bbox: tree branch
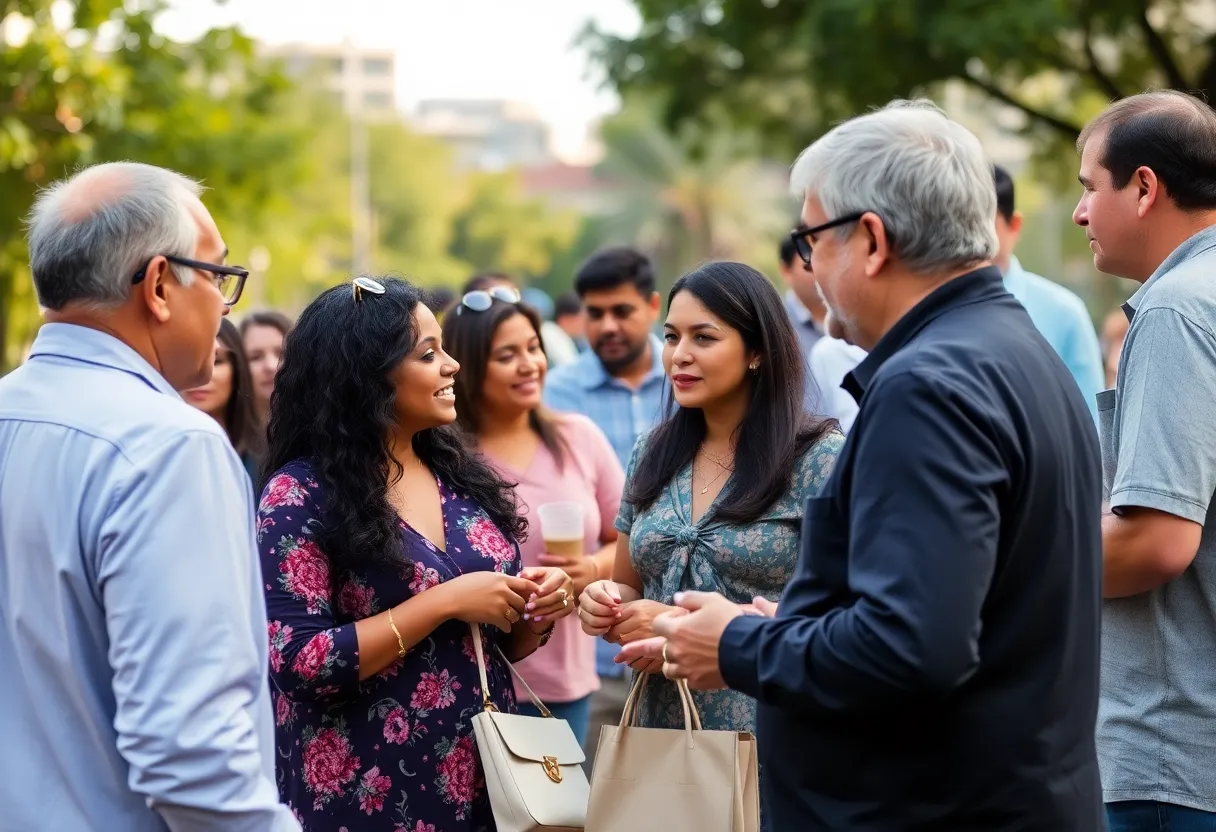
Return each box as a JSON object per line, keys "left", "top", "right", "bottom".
{"left": 1136, "top": 1, "right": 1190, "bottom": 90}
{"left": 962, "top": 73, "right": 1082, "bottom": 139}
{"left": 1079, "top": 11, "right": 1127, "bottom": 99}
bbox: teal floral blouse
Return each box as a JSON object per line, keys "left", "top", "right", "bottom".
{"left": 615, "top": 430, "right": 845, "bottom": 733}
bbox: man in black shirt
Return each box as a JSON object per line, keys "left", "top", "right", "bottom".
{"left": 620, "top": 100, "right": 1104, "bottom": 830}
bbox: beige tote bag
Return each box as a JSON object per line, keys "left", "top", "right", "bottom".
{"left": 468, "top": 623, "right": 589, "bottom": 832}
{"left": 585, "top": 672, "right": 759, "bottom": 832}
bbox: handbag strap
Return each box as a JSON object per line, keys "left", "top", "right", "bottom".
{"left": 468, "top": 622, "right": 553, "bottom": 717}
{"left": 615, "top": 671, "right": 701, "bottom": 748}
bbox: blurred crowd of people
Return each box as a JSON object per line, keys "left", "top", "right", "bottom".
{"left": 3, "top": 89, "right": 1216, "bottom": 832}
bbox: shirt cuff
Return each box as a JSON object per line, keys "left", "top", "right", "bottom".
{"left": 1110, "top": 487, "right": 1209, "bottom": 525}
{"left": 719, "top": 614, "right": 768, "bottom": 698}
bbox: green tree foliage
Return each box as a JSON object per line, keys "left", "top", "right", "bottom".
{"left": 585, "top": 0, "right": 1215, "bottom": 154}
{"left": 594, "top": 97, "right": 791, "bottom": 288}
{"left": 0, "top": 0, "right": 306, "bottom": 367}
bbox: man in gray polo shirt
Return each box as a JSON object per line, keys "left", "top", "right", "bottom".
{"left": 1075, "top": 91, "right": 1216, "bottom": 831}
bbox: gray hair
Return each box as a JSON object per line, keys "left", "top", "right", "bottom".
{"left": 25, "top": 162, "right": 204, "bottom": 310}
{"left": 790, "top": 99, "right": 998, "bottom": 274}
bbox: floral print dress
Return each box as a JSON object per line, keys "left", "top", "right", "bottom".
{"left": 616, "top": 431, "right": 844, "bottom": 733}
{"left": 259, "top": 459, "right": 521, "bottom": 832}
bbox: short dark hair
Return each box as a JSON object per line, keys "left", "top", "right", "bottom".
{"left": 423, "top": 286, "right": 456, "bottom": 313}
{"left": 573, "top": 247, "right": 655, "bottom": 297}
{"left": 1078, "top": 91, "right": 1216, "bottom": 210}
{"left": 993, "top": 165, "right": 1015, "bottom": 222}
{"left": 462, "top": 272, "right": 517, "bottom": 294}
{"left": 778, "top": 236, "right": 797, "bottom": 267}
{"left": 554, "top": 291, "right": 582, "bottom": 319}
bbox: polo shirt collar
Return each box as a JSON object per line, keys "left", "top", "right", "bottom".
{"left": 1123, "top": 224, "right": 1216, "bottom": 321}
{"left": 578, "top": 333, "right": 666, "bottom": 390}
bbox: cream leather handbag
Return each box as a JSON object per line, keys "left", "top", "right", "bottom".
{"left": 468, "top": 623, "right": 589, "bottom": 832}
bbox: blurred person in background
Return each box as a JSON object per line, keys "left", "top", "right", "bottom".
{"left": 465, "top": 272, "right": 579, "bottom": 368}
{"left": 577, "top": 262, "right": 842, "bottom": 784}
{"left": 778, "top": 233, "right": 827, "bottom": 412}
{"left": 543, "top": 245, "right": 668, "bottom": 757}
{"left": 554, "top": 290, "right": 589, "bottom": 353}
{"left": 1101, "top": 307, "right": 1131, "bottom": 389}
{"left": 184, "top": 317, "right": 263, "bottom": 486}
{"left": 241, "top": 309, "right": 293, "bottom": 435}
{"left": 424, "top": 285, "right": 457, "bottom": 316}
{"left": 0, "top": 161, "right": 296, "bottom": 830}
{"left": 994, "top": 165, "right": 1104, "bottom": 418}
{"left": 259, "top": 275, "right": 573, "bottom": 831}
{"left": 443, "top": 285, "right": 624, "bottom": 745}
{"left": 1075, "top": 90, "right": 1216, "bottom": 832}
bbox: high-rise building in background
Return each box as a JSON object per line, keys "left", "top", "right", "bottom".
{"left": 263, "top": 41, "right": 397, "bottom": 119}
{"left": 413, "top": 99, "right": 553, "bottom": 170}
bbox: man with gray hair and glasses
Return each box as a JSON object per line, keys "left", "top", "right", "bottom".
{"left": 0, "top": 162, "right": 299, "bottom": 831}
{"left": 620, "top": 100, "right": 1104, "bottom": 829}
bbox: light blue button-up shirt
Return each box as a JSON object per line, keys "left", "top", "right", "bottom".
{"left": 0, "top": 323, "right": 297, "bottom": 831}
{"left": 1003, "top": 256, "right": 1105, "bottom": 419}
{"left": 544, "top": 333, "right": 668, "bottom": 677}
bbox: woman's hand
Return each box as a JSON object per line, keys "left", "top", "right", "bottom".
{"left": 605, "top": 599, "right": 685, "bottom": 645}
{"left": 578, "top": 579, "right": 622, "bottom": 636}
{"left": 518, "top": 566, "right": 575, "bottom": 631}
{"left": 537, "top": 551, "right": 600, "bottom": 597}
{"left": 441, "top": 571, "right": 540, "bottom": 633}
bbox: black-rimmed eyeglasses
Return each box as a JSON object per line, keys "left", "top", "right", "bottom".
{"left": 456, "top": 286, "right": 521, "bottom": 315}
{"left": 131, "top": 255, "right": 249, "bottom": 307}
{"left": 788, "top": 212, "right": 867, "bottom": 266}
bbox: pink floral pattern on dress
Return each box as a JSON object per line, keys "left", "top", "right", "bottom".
{"left": 259, "top": 460, "right": 519, "bottom": 831}
{"left": 460, "top": 515, "right": 515, "bottom": 569}
{"left": 357, "top": 765, "right": 392, "bottom": 815}
{"left": 410, "top": 669, "right": 461, "bottom": 714}
{"left": 277, "top": 536, "right": 330, "bottom": 614}
{"left": 268, "top": 620, "right": 293, "bottom": 673}
{"left": 301, "top": 719, "right": 361, "bottom": 810}
{"left": 408, "top": 562, "right": 441, "bottom": 594}
{"left": 338, "top": 577, "right": 377, "bottom": 618}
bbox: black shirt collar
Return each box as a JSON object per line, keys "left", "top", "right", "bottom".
{"left": 843, "top": 265, "right": 1006, "bottom": 402}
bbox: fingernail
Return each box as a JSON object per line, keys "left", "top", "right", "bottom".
{"left": 523, "top": 614, "right": 531, "bottom": 621}
{"left": 526, "top": 603, "right": 536, "bottom": 611}
{"left": 535, "top": 616, "right": 545, "bottom": 622}
{"left": 529, "top": 594, "right": 537, "bottom": 601}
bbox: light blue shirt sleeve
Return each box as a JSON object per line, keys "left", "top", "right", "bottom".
{"left": 542, "top": 370, "right": 579, "bottom": 414}
{"left": 1058, "top": 301, "right": 1105, "bottom": 419}
{"left": 98, "top": 432, "right": 298, "bottom": 832}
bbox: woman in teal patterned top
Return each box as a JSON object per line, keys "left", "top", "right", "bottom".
{"left": 578, "top": 261, "right": 844, "bottom": 736}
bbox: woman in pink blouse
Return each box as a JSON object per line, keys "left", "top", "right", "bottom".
{"left": 443, "top": 285, "right": 624, "bottom": 743}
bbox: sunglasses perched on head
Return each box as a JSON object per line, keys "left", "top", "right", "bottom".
{"left": 456, "top": 286, "right": 521, "bottom": 315}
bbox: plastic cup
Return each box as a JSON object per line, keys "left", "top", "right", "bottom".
{"left": 537, "top": 501, "right": 585, "bottom": 556}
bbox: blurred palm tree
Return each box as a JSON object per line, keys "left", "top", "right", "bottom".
{"left": 596, "top": 98, "right": 792, "bottom": 289}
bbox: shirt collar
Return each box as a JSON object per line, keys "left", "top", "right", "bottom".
{"left": 784, "top": 289, "right": 824, "bottom": 334}
{"left": 26, "top": 322, "right": 181, "bottom": 399}
{"left": 1123, "top": 224, "right": 1216, "bottom": 321}
{"left": 843, "top": 265, "right": 1006, "bottom": 401}
{"left": 578, "top": 333, "right": 666, "bottom": 390}
{"left": 1002, "top": 255, "right": 1027, "bottom": 287}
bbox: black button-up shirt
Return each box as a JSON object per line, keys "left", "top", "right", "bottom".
{"left": 720, "top": 266, "right": 1104, "bottom": 830}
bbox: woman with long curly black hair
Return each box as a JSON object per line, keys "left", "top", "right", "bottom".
{"left": 258, "top": 276, "right": 574, "bottom": 832}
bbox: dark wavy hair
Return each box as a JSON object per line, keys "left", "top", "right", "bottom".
{"left": 264, "top": 276, "right": 527, "bottom": 587}
{"left": 215, "top": 318, "right": 261, "bottom": 458}
{"left": 627, "top": 261, "right": 838, "bottom": 525}
{"left": 442, "top": 298, "right": 569, "bottom": 468}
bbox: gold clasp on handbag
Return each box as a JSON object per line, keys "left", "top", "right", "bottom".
{"left": 541, "top": 756, "right": 562, "bottom": 784}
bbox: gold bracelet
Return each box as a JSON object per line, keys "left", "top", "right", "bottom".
{"left": 387, "top": 608, "right": 407, "bottom": 658}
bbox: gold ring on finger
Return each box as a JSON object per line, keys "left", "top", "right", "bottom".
{"left": 562, "top": 597, "right": 569, "bottom": 608}
{"left": 662, "top": 642, "right": 670, "bottom": 663}
{"left": 558, "top": 588, "right": 568, "bottom": 600}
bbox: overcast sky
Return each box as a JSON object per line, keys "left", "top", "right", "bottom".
{"left": 158, "top": 0, "right": 642, "bottom": 162}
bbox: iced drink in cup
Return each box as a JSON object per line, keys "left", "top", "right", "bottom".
{"left": 537, "top": 501, "right": 585, "bottom": 557}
